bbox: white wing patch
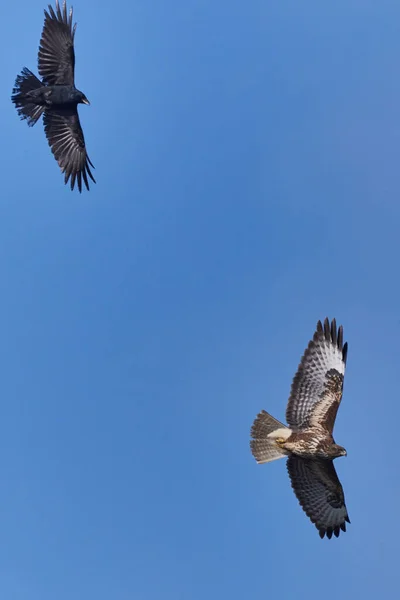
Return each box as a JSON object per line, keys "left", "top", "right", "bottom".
{"left": 286, "top": 318, "right": 347, "bottom": 431}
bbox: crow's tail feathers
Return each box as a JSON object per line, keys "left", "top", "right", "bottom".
{"left": 12, "top": 68, "right": 45, "bottom": 126}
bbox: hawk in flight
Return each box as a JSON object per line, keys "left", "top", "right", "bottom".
{"left": 250, "top": 318, "right": 350, "bottom": 539}
{"left": 11, "top": 1, "right": 95, "bottom": 192}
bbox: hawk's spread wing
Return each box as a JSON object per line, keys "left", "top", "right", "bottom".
{"left": 287, "top": 456, "right": 350, "bottom": 539}
{"left": 286, "top": 318, "right": 347, "bottom": 433}
{"left": 38, "top": 0, "right": 76, "bottom": 86}
{"left": 43, "top": 108, "right": 95, "bottom": 192}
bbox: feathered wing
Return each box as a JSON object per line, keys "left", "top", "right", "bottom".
{"left": 287, "top": 456, "right": 350, "bottom": 539}
{"left": 38, "top": 0, "right": 76, "bottom": 85}
{"left": 43, "top": 108, "right": 95, "bottom": 192}
{"left": 286, "top": 318, "right": 348, "bottom": 433}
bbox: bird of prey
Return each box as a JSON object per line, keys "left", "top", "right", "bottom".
{"left": 11, "top": 0, "right": 95, "bottom": 192}
{"left": 250, "top": 318, "right": 350, "bottom": 539}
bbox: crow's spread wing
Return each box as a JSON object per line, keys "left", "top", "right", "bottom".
{"left": 43, "top": 108, "right": 95, "bottom": 192}
{"left": 287, "top": 456, "right": 350, "bottom": 539}
{"left": 286, "top": 318, "right": 348, "bottom": 433}
{"left": 38, "top": 0, "right": 76, "bottom": 85}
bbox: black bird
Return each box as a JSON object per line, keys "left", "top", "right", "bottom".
{"left": 12, "top": 0, "right": 95, "bottom": 192}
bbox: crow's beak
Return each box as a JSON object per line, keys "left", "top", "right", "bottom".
{"left": 82, "top": 98, "right": 90, "bottom": 105}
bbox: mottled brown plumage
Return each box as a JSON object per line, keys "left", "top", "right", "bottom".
{"left": 250, "top": 318, "right": 350, "bottom": 539}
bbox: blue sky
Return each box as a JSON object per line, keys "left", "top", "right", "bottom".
{"left": 2, "top": 0, "right": 400, "bottom": 597}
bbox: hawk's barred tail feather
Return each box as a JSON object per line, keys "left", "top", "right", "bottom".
{"left": 250, "top": 410, "right": 292, "bottom": 464}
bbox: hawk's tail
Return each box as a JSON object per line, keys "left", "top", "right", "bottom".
{"left": 12, "top": 67, "right": 45, "bottom": 127}
{"left": 250, "top": 410, "right": 292, "bottom": 464}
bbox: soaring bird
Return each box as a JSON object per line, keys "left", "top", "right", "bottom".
{"left": 11, "top": 1, "right": 95, "bottom": 192}
{"left": 250, "top": 318, "right": 350, "bottom": 539}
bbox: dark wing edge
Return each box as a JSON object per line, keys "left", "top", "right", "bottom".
{"left": 287, "top": 456, "right": 350, "bottom": 539}
{"left": 321, "top": 317, "right": 348, "bottom": 367}
{"left": 38, "top": 0, "right": 77, "bottom": 85}
{"left": 286, "top": 318, "right": 348, "bottom": 431}
{"left": 43, "top": 108, "right": 96, "bottom": 192}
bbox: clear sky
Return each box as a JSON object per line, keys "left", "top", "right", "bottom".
{"left": 2, "top": 0, "right": 400, "bottom": 598}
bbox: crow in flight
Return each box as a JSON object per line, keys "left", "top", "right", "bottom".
{"left": 12, "top": 0, "right": 95, "bottom": 192}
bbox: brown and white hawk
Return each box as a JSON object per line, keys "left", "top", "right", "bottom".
{"left": 250, "top": 318, "right": 350, "bottom": 539}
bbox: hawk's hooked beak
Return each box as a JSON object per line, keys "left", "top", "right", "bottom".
{"left": 82, "top": 98, "right": 90, "bottom": 105}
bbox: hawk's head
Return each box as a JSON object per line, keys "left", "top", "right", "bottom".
{"left": 329, "top": 444, "right": 347, "bottom": 459}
